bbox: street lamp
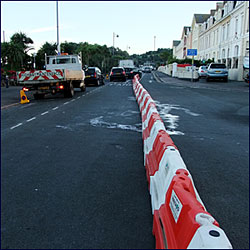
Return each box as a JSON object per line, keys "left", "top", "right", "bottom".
{"left": 113, "top": 32, "right": 119, "bottom": 55}
{"left": 56, "top": 0, "right": 60, "bottom": 54}
{"left": 154, "top": 36, "right": 156, "bottom": 51}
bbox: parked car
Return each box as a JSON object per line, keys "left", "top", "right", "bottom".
{"left": 124, "top": 67, "right": 134, "bottom": 79}
{"left": 84, "top": 67, "right": 104, "bottom": 86}
{"left": 198, "top": 66, "right": 208, "bottom": 78}
{"left": 130, "top": 68, "right": 142, "bottom": 79}
{"left": 143, "top": 66, "right": 152, "bottom": 73}
{"left": 110, "top": 67, "right": 126, "bottom": 82}
{"left": 206, "top": 63, "right": 228, "bottom": 82}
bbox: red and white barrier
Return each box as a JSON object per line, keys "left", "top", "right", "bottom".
{"left": 132, "top": 74, "right": 232, "bottom": 249}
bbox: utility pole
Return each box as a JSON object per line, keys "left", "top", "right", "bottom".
{"left": 113, "top": 32, "right": 119, "bottom": 56}
{"left": 56, "top": 1, "right": 60, "bottom": 54}
{"left": 3, "top": 31, "right": 5, "bottom": 42}
{"left": 154, "top": 36, "right": 156, "bottom": 51}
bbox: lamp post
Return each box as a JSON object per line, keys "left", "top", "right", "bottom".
{"left": 113, "top": 32, "right": 119, "bottom": 56}
{"left": 154, "top": 36, "right": 156, "bottom": 51}
{"left": 56, "top": 0, "right": 60, "bottom": 54}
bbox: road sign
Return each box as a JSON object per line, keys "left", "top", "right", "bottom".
{"left": 187, "top": 49, "right": 197, "bottom": 56}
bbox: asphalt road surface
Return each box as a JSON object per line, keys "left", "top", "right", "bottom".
{"left": 1, "top": 73, "right": 249, "bottom": 249}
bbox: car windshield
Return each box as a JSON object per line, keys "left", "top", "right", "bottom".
{"left": 124, "top": 68, "right": 133, "bottom": 72}
{"left": 210, "top": 64, "right": 226, "bottom": 69}
{"left": 112, "top": 68, "right": 123, "bottom": 73}
{"left": 200, "top": 66, "right": 207, "bottom": 69}
{"left": 85, "top": 69, "right": 95, "bottom": 75}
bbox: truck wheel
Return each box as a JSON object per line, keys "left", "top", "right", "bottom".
{"left": 64, "top": 81, "right": 74, "bottom": 98}
{"left": 34, "top": 93, "right": 45, "bottom": 99}
{"left": 80, "top": 81, "right": 86, "bottom": 92}
{"left": 80, "top": 85, "right": 86, "bottom": 92}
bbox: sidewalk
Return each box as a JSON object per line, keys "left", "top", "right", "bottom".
{"left": 153, "top": 71, "right": 249, "bottom": 92}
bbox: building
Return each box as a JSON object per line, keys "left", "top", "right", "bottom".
{"left": 172, "top": 1, "right": 249, "bottom": 81}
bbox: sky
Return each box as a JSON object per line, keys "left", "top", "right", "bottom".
{"left": 1, "top": 1, "right": 218, "bottom": 55}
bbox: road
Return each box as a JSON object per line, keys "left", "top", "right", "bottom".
{"left": 1, "top": 73, "right": 249, "bottom": 249}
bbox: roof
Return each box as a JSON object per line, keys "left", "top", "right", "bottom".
{"left": 183, "top": 26, "right": 191, "bottom": 35}
{"left": 173, "top": 40, "right": 181, "bottom": 47}
{"left": 194, "top": 14, "right": 211, "bottom": 23}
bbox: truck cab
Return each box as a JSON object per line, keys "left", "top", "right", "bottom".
{"left": 46, "top": 54, "right": 83, "bottom": 71}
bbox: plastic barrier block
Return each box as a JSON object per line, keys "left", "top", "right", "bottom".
{"left": 142, "top": 102, "right": 157, "bottom": 122}
{"left": 140, "top": 96, "right": 151, "bottom": 114}
{"left": 142, "top": 113, "right": 163, "bottom": 140}
{"left": 153, "top": 169, "right": 232, "bottom": 249}
{"left": 142, "top": 106, "right": 161, "bottom": 130}
{"left": 150, "top": 147, "right": 187, "bottom": 213}
{"left": 139, "top": 94, "right": 150, "bottom": 112}
{"left": 138, "top": 90, "right": 147, "bottom": 106}
{"left": 136, "top": 88, "right": 144, "bottom": 103}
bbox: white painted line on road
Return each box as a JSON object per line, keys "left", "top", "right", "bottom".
{"left": 71, "top": 99, "right": 76, "bottom": 102}
{"left": 77, "top": 96, "right": 81, "bottom": 99}
{"left": 52, "top": 107, "right": 59, "bottom": 110}
{"left": 10, "top": 123, "right": 23, "bottom": 130}
{"left": 41, "top": 111, "right": 49, "bottom": 116}
{"left": 26, "top": 117, "right": 36, "bottom": 122}
{"left": 63, "top": 101, "right": 69, "bottom": 105}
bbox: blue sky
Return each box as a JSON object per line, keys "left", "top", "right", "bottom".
{"left": 1, "top": 1, "right": 217, "bottom": 55}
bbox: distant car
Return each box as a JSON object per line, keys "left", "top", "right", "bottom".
{"left": 124, "top": 67, "right": 134, "bottom": 79}
{"left": 198, "top": 66, "right": 208, "bottom": 78}
{"left": 84, "top": 67, "right": 104, "bottom": 86}
{"left": 143, "top": 66, "right": 152, "bottom": 73}
{"left": 110, "top": 67, "right": 126, "bottom": 82}
{"left": 206, "top": 63, "right": 228, "bottom": 82}
{"left": 130, "top": 68, "right": 142, "bottom": 79}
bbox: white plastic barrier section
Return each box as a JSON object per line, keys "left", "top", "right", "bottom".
{"left": 132, "top": 75, "right": 232, "bottom": 249}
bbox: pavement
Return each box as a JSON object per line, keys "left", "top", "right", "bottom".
{"left": 153, "top": 71, "right": 249, "bottom": 92}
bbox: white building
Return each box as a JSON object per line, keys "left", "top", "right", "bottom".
{"left": 172, "top": 1, "right": 249, "bottom": 81}
{"left": 199, "top": 1, "right": 249, "bottom": 81}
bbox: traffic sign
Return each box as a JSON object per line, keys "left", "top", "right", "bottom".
{"left": 187, "top": 49, "right": 197, "bottom": 56}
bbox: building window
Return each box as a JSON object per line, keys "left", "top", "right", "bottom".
{"left": 227, "top": 22, "right": 230, "bottom": 39}
{"left": 235, "top": 18, "right": 238, "bottom": 35}
{"left": 223, "top": 25, "right": 226, "bottom": 41}
{"left": 233, "top": 45, "right": 239, "bottom": 68}
{"left": 241, "top": 14, "right": 244, "bottom": 35}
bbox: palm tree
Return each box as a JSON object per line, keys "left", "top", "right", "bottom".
{"left": 9, "top": 32, "right": 34, "bottom": 69}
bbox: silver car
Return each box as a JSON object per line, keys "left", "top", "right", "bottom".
{"left": 198, "top": 66, "right": 208, "bottom": 78}
{"left": 206, "top": 63, "right": 228, "bottom": 82}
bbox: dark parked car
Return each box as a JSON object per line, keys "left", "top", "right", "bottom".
{"left": 130, "top": 68, "right": 142, "bottom": 79}
{"left": 124, "top": 67, "right": 134, "bottom": 79}
{"left": 110, "top": 67, "right": 126, "bottom": 82}
{"left": 84, "top": 67, "right": 104, "bottom": 86}
{"left": 206, "top": 63, "right": 228, "bottom": 82}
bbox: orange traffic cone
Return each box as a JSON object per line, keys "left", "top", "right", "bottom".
{"left": 20, "top": 90, "right": 30, "bottom": 104}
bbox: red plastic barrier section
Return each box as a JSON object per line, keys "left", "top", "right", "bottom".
{"left": 132, "top": 75, "right": 232, "bottom": 249}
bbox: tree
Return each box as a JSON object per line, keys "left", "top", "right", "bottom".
{"left": 35, "top": 42, "right": 57, "bottom": 69}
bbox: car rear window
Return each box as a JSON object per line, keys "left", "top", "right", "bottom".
{"left": 210, "top": 64, "right": 226, "bottom": 69}
{"left": 201, "top": 66, "right": 207, "bottom": 69}
{"left": 86, "top": 69, "right": 95, "bottom": 75}
{"left": 124, "top": 68, "right": 133, "bottom": 72}
{"left": 112, "top": 68, "right": 123, "bottom": 73}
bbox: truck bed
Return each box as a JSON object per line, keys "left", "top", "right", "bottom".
{"left": 17, "top": 69, "right": 84, "bottom": 84}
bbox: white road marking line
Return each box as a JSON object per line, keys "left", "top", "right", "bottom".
{"left": 63, "top": 101, "right": 69, "bottom": 105}
{"left": 41, "top": 111, "right": 49, "bottom": 116}
{"left": 52, "top": 107, "right": 59, "bottom": 110}
{"left": 77, "top": 97, "right": 81, "bottom": 99}
{"left": 71, "top": 99, "right": 76, "bottom": 102}
{"left": 10, "top": 123, "right": 23, "bottom": 130}
{"left": 27, "top": 117, "right": 36, "bottom": 122}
